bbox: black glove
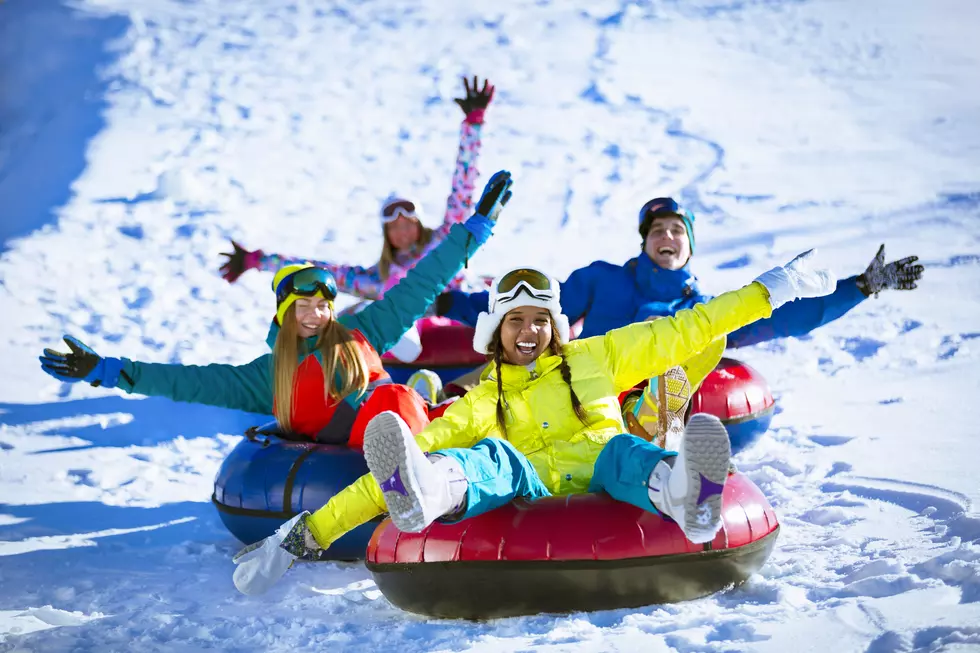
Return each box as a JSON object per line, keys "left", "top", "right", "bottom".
{"left": 434, "top": 292, "right": 454, "bottom": 317}
{"left": 474, "top": 170, "right": 513, "bottom": 222}
{"left": 454, "top": 76, "right": 494, "bottom": 124}
{"left": 856, "top": 244, "right": 924, "bottom": 298}
{"left": 219, "top": 240, "right": 263, "bottom": 283}
{"left": 39, "top": 336, "right": 130, "bottom": 388}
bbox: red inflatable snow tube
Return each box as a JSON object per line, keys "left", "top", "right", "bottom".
{"left": 382, "top": 317, "right": 485, "bottom": 385}
{"left": 691, "top": 357, "right": 775, "bottom": 452}
{"left": 365, "top": 472, "right": 779, "bottom": 619}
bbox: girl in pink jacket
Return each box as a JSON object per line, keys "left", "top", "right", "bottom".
{"left": 219, "top": 76, "right": 494, "bottom": 301}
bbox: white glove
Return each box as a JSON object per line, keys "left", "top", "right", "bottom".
{"left": 754, "top": 249, "right": 836, "bottom": 310}
{"left": 232, "top": 512, "right": 308, "bottom": 596}
{"left": 387, "top": 323, "right": 423, "bottom": 363}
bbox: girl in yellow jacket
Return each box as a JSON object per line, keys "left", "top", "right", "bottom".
{"left": 233, "top": 253, "right": 836, "bottom": 595}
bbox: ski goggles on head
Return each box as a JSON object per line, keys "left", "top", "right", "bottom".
{"left": 494, "top": 268, "right": 555, "bottom": 306}
{"left": 275, "top": 267, "right": 338, "bottom": 306}
{"left": 381, "top": 199, "right": 418, "bottom": 224}
{"left": 638, "top": 197, "right": 696, "bottom": 245}
{"left": 638, "top": 197, "right": 691, "bottom": 226}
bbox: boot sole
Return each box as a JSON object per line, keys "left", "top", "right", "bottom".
{"left": 363, "top": 412, "right": 429, "bottom": 533}
{"left": 676, "top": 413, "right": 731, "bottom": 543}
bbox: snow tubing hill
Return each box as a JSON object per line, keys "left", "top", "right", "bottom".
{"left": 211, "top": 424, "right": 379, "bottom": 560}
{"left": 366, "top": 472, "right": 779, "bottom": 618}
{"left": 691, "top": 357, "right": 775, "bottom": 452}
{"left": 382, "top": 316, "right": 485, "bottom": 385}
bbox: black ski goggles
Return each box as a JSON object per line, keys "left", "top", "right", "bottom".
{"left": 275, "top": 267, "right": 338, "bottom": 306}
{"left": 494, "top": 268, "right": 555, "bottom": 305}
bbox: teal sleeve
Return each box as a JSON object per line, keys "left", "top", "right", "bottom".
{"left": 118, "top": 354, "right": 275, "bottom": 415}
{"left": 342, "top": 222, "right": 485, "bottom": 354}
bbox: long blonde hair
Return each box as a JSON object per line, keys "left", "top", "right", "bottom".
{"left": 378, "top": 219, "right": 434, "bottom": 282}
{"left": 487, "top": 316, "right": 589, "bottom": 437}
{"left": 272, "top": 304, "right": 370, "bottom": 431}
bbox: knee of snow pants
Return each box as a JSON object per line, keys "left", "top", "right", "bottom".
{"left": 438, "top": 437, "right": 551, "bottom": 522}
{"left": 348, "top": 384, "right": 430, "bottom": 448}
{"left": 588, "top": 433, "right": 675, "bottom": 514}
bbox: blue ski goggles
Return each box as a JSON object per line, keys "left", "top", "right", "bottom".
{"left": 275, "top": 267, "right": 338, "bottom": 306}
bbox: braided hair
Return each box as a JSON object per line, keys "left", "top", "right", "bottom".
{"left": 487, "top": 315, "right": 589, "bottom": 437}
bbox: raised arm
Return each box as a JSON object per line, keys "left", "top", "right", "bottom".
{"left": 434, "top": 76, "right": 494, "bottom": 236}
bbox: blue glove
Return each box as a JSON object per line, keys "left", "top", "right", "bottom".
{"left": 464, "top": 170, "right": 513, "bottom": 242}
{"left": 39, "top": 335, "right": 129, "bottom": 388}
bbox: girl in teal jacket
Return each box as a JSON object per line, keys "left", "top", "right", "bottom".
{"left": 39, "top": 172, "right": 514, "bottom": 447}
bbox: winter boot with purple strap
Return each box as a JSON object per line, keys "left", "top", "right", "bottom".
{"left": 364, "top": 411, "right": 468, "bottom": 532}
{"left": 646, "top": 413, "right": 732, "bottom": 544}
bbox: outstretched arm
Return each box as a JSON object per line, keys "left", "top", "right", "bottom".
{"left": 584, "top": 282, "right": 774, "bottom": 392}
{"left": 118, "top": 355, "right": 275, "bottom": 415}
{"left": 579, "top": 250, "right": 836, "bottom": 391}
{"left": 40, "top": 335, "right": 275, "bottom": 415}
{"left": 729, "top": 244, "right": 923, "bottom": 348}
{"left": 219, "top": 240, "right": 386, "bottom": 300}
{"left": 727, "top": 276, "right": 865, "bottom": 348}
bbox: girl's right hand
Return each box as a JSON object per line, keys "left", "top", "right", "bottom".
{"left": 219, "top": 240, "right": 263, "bottom": 283}
{"left": 454, "top": 75, "right": 494, "bottom": 124}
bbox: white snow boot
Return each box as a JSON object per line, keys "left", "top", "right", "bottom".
{"left": 364, "top": 411, "right": 467, "bottom": 532}
{"left": 647, "top": 413, "right": 731, "bottom": 544}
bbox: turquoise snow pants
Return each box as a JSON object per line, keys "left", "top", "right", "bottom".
{"left": 438, "top": 434, "right": 676, "bottom": 521}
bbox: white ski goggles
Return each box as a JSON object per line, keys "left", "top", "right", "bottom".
{"left": 381, "top": 199, "right": 419, "bottom": 224}
{"left": 493, "top": 268, "right": 555, "bottom": 308}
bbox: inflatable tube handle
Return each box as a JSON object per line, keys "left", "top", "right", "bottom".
{"left": 244, "top": 425, "right": 272, "bottom": 448}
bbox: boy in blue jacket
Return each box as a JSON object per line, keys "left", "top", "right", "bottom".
{"left": 439, "top": 197, "right": 923, "bottom": 346}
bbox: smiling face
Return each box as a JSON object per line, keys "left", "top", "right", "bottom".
{"left": 385, "top": 216, "right": 422, "bottom": 251}
{"left": 500, "top": 306, "right": 553, "bottom": 365}
{"left": 643, "top": 216, "right": 692, "bottom": 270}
{"left": 293, "top": 295, "right": 332, "bottom": 338}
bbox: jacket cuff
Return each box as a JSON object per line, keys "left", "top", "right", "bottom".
{"left": 462, "top": 214, "right": 494, "bottom": 245}
{"left": 464, "top": 109, "right": 486, "bottom": 124}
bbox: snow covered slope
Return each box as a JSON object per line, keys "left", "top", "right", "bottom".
{"left": 1, "top": 0, "right": 979, "bottom": 650}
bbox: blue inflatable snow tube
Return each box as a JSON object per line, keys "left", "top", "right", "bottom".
{"left": 211, "top": 423, "right": 379, "bottom": 560}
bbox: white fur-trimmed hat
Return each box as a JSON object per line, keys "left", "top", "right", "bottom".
{"left": 473, "top": 267, "right": 569, "bottom": 354}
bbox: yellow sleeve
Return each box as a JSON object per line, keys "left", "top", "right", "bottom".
{"left": 581, "top": 282, "right": 772, "bottom": 392}
{"left": 414, "top": 391, "right": 484, "bottom": 453}
{"left": 305, "top": 392, "right": 485, "bottom": 549}
{"left": 306, "top": 472, "right": 386, "bottom": 548}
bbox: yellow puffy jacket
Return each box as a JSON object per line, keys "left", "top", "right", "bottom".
{"left": 307, "top": 282, "right": 772, "bottom": 547}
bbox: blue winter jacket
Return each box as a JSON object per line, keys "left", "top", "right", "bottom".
{"left": 441, "top": 251, "right": 868, "bottom": 347}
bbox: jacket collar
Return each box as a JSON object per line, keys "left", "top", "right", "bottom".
{"left": 481, "top": 352, "right": 564, "bottom": 388}
{"left": 633, "top": 251, "right": 700, "bottom": 300}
